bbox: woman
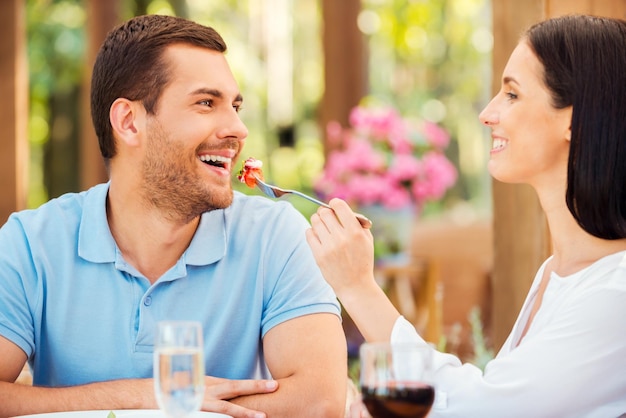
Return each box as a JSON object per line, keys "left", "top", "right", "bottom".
{"left": 306, "top": 15, "right": 626, "bottom": 418}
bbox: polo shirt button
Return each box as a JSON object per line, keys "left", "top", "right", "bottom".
{"left": 144, "top": 296, "right": 152, "bottom": 306}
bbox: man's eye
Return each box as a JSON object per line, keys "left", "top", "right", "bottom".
{"left": 198, "top": 99, "right": 213, "bottom": 107}
{"left": 233, "top": 104, "right": 243, "bottom": 113}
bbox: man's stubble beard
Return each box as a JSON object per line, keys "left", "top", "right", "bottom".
{"left": 141, "top": 122, "right": 234, "bottom": 224}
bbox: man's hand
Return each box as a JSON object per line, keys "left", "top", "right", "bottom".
{"left": 201, "top": 376, "right": 278, "bottom": 417}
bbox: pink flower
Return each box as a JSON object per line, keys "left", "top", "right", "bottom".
{"left": 326, "top": 121, "right": 344, "bottom": 148}
{"left": 423, "top": 121, "right": 450, "bottom": 149}
{"left": 347, "top": 175, "right": 387, "bottom": 206}
{"left": 381, "top": 183, "right": 413, "bottom": 209}
{"left": 350, "top": 106, "right": 402, "bottom": 140}
{"left": 343, "top": 140, "right": 385, "bottom": 172}
{"left": 387, "top": 154, "right": 421, "bottom": 182}
{"left": 411, "top": 152, "right": 458, "bottom": 201}
{"left": 315, "top": 104, "right": 457, "bottom": 209}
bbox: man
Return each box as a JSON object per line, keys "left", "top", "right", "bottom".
{"left": 0, "top": 14, "right": 347, "bottom": 418}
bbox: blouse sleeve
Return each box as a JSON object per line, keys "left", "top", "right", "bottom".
{"left": 390, "top": 274, "right": 626, "bottom": 418}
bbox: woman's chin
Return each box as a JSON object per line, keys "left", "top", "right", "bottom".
{"left": 487, "top": 163, "right": 516, "bottom": 185}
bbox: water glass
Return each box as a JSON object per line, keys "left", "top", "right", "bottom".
{"left": 154, "top": 321, "right": 205, "bottom": 418}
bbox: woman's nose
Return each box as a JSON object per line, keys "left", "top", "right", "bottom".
{"left": 479, "top": 98, "right": 498, "bottom": 126}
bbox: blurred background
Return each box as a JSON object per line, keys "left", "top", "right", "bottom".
{"left": 23, "top": 0, "right": 492, "bottom": 222}
{"left": 6, "top": 0, "right": 623, "bottom": 371}
{"left": 10, "top": 0, "right": 495, "bottom": 365}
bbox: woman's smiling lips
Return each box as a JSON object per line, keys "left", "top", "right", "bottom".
{"left": 491, "top": 135, "right": 508, "bottom": 154}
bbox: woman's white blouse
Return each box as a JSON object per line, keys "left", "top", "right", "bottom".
{"left": 390, "top": 251, "right": 626, "bottom": 418}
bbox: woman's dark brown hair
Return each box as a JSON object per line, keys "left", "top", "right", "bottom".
{"left": 90, "top": 14, "right": 227, "bottom": 164}
{"left": 526, "top": 15, "right": 626, "bottom": 239}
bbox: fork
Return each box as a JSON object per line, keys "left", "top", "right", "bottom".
{"left": 253, "top": 175, "right": 372, "bottom": 229}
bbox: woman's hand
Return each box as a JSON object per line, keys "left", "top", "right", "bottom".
{"left": 306, "top": 198, "right": 376, "bottom": 296}
{"left": 201, "top": 377, "right": 278, "bottom": 418}
{"left": 307, "top": 198, "right": 402, "bottom": 343}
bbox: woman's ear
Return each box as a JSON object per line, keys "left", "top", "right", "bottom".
{"left": 110, "top": 98, "right": 144, "bottom": 147}
{"left": 561, "top": 105, "right": 573, "bottom": 142}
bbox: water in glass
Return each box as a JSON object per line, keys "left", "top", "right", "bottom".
{"left": 154, "top": 321, "right": 205, "bottom": 418}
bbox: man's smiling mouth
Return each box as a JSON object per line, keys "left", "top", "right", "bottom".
{"left": 199, "top": 154, "right": 231, "bottom": 169}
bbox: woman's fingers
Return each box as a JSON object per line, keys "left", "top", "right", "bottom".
{"left": 308, "top": 199, "right": 374, "bottom": 261}
{"left": 328, "top": 198, "right": 362, "bottom": 228}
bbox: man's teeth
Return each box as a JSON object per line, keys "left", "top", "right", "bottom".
{"left": 492, "top": 138, "right": 507, "bottom": 150}
{"left": 199, "top": 155, "right": 231, "bottom": 167}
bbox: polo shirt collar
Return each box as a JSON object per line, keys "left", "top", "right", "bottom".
{"left": 185, "top": 209, "right": 227, "bottom": 266}
{"left": 78, "top": 182, "right": 227, "bottom": 266}
{"left": 78, "top": 183, "right": 117, "bottom": 263}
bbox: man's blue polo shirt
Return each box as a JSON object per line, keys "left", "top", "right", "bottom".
{"left": 0, "top": 183, "right": 340, "bottom": 386}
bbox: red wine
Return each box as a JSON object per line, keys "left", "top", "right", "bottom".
{"left": 362, "top": 384, "right": 435, "bottom": 418}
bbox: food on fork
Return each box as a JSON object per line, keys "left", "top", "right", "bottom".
{"left": 237, "top": 156, "right": 373, "bottom": 228}
{"left": 237, "top": 157, "right": 264, "bottom": 188}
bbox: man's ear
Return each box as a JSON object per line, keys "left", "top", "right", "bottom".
{"left": 110, "top": 98, "right": 144, "bottom": 147}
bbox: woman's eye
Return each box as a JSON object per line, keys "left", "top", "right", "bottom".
{"left": 505, "top": 91, "right": 518, "bottom": 100}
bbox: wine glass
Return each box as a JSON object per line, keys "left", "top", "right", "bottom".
{"left": 154, "top": 321, "right": 205, "bottom": 418}
{"left": 359, "top": 342, "right": 435, "bottom": 418}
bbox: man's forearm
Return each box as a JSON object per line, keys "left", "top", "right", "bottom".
{"left": 231, "top": 372, "right": 346, "bottom": 418}
{"left": 0, "top": 379, "right": 155, "bottom": 417}
{"left": 234, "top": 313, "right": 348, "bottom": 418}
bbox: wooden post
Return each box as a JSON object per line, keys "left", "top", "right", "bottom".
{"left": 319, "top": 0, "right": 367, "bottom": 154}
{"left": 490, "top": 0, "right": 626, "bottom": 349}
{"left": 546, "top": 0, "right": 626, "bottom": 17}
{"left": 80, "top": 0, "right": 120, "bottom": 190}
{"left": 0, "top": 0, "right": 28, "bottom": 225}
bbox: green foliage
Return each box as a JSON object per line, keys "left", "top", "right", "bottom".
{"left": 25, "top": 0, "right": 492, "bottom": 218}
{"left": 27, "top": 0, "right": 85, "bottom": 93}
{"left": 26, "top": 0, "right": 86, "bottom": 207}
{"left": 468, "top": 306, "right": 494, "bottom": 370}
{"left": 361, "top": 0, "right": 493, "bottom": 214}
